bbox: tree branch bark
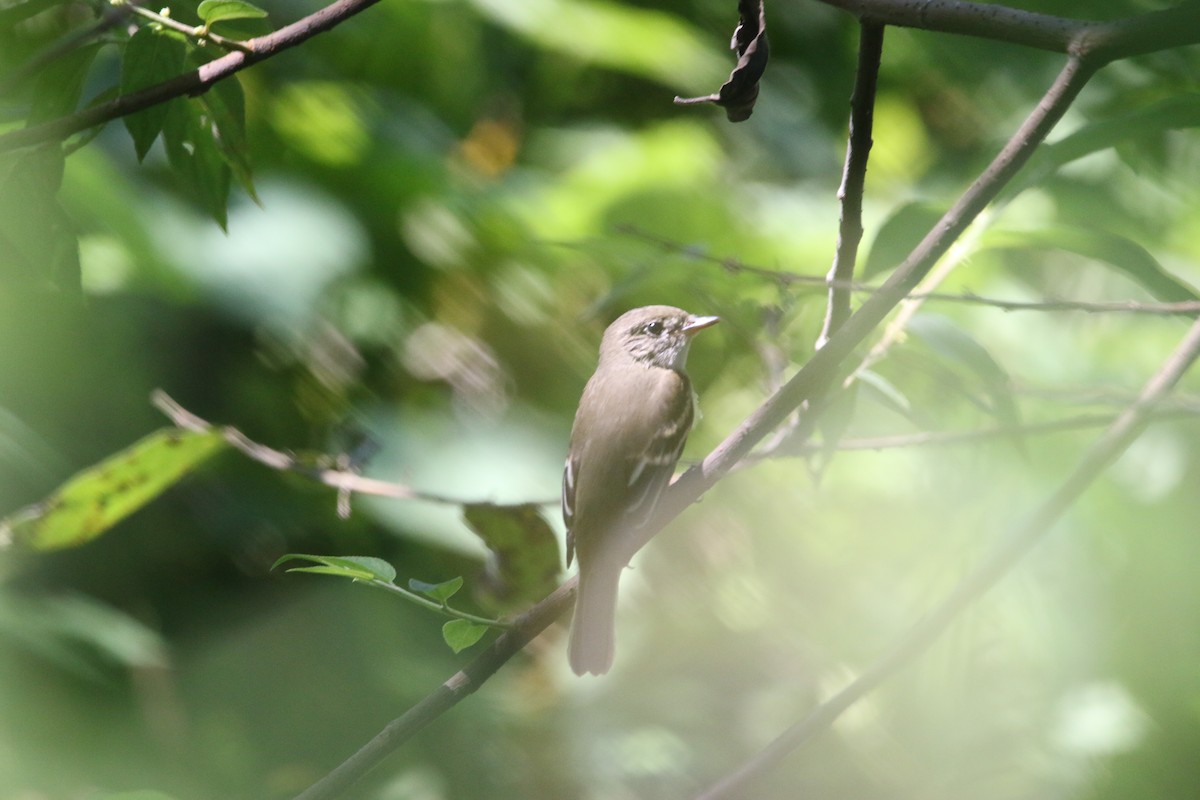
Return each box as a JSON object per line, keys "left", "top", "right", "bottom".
{"left": 817, "top": 21, "right": 883, "bottom": 349}
{"left": 0, "top": 0, "right": 383, "bottom": 154}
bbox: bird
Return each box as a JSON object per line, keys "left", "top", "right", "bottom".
{"left": 562, "top": 305, "right": 719, "bottom": 675}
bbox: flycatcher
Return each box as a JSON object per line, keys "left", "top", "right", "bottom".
{"left": 563, "top": 305, "right": 719, "bottom": 675}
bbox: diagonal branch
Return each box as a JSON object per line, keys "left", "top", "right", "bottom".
{"left": 0, "top": 0, "right": 382, "bottom": 154}
{"left": 692, "top": 310, "right": 1200, "bottom": 800}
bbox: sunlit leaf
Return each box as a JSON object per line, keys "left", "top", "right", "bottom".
{"left": 197, "top": 0, "right": 268, "bottom": 26}
{"left": 463, "top": 503, "right": 560, "bottom": 613}
{"left": 442, "top": 619, "right": 488, "bottom": 653}
{"left": 863, "top": 201, "right": 944, "bottom": 279}
{"left": 983, "top": 225, "right": 1199, "bottom": 303}
{"left": 1009, "top": 94, "right": 1200, "bottom": 198}
{"left": 409, "top": 576, "right": 464, "bottom": 604}
{"left": 2, "top": 428, "right": 226, "bottom": 551}
{"left": 121, "top": 28, "right": 188, "bottom": 161}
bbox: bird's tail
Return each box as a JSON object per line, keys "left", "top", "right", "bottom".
{"left": 568, "top": 561, "right": 621, "bottom": 676}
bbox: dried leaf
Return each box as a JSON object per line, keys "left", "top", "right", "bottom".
{"left": 675, "top": 0, "right": 768, "bottom": 122}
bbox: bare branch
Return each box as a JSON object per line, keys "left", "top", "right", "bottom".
{"left": 818, "top": 21, "right": 883, "bottom": 349}
{"left": 814, "top": 0, "right": 1200, "bottom": 60}
{"left": 0, "top": 0, "right": 383, "bottom": 154}
{"left": 150, "top": 390, "right": 474, "bottom": 507}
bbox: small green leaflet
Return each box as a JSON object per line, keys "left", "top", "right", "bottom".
{"left": 409, "top": 576, "right": 464, "bottom": 604}
{"left": 442, "top": 619, "right": 488, "bottom": 653}
{"left": 197, "top": 0, "right": 268, "bottom": 27}
{"left": 273, "top": 554, "right": 397, "bottom": 583}
{"left": 1, "top": 427, "right": 226, "bottom": 551}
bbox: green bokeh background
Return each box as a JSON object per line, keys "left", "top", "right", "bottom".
{"left": 2, "top": 1, "right": 1199, "bottom": 798}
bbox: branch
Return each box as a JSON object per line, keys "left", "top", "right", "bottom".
{"left": 150, "top": 390, "right": 474, "bottom": 507}
{"left": 0, "top": 0, "right": 383, "bottom": 153}
{"left": 293, "top": 579, "right": 578, "bottom": 800}
{"left": 817, "top": 21, "right": 883, "bottom": 349}
{"left": 813, "top": 0, "right": 1200, "bottom": 60}
{"left": 692, "top": 311, "right": 1200, "bottom": 800}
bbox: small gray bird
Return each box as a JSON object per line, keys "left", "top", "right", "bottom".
{"left": 563, "top": 305, "right": 719, "bottom": 675}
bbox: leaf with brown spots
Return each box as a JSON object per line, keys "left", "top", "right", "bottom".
{"left": 1, "top": 428, "right": 226, "bottom": 550}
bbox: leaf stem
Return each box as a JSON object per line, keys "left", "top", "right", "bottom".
{"left": 367, "top": 580, "right": 513, "bottom": 630}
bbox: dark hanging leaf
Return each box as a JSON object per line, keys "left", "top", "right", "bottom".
{"left": 195, "top": 73, "right": 260, "bottom": 203}
{"left": 674, "top": 0, "right": 768, "bottom": 122}
{"left": 122, "top": 28, "right": 188, "bottom": 161}
{"left": 29, "top": 43, "right": 102, "bottom": 123}
{"left": 163, "top": 98, "right": 232, "bottom": 229}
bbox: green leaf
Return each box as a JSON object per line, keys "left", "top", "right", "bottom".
{"left": 409, "top": 576, "right": 464, "bottom": 604}
{"left": 1, "top": 428, "right": 226, "bottom": 551}
{"left": 1007, "top": 94, "right": 1200, "bottom": 199}
{"left": 857, "top": 368, "right": 913, "bottom": 418}
{"left": 982, "top": 225, "right": 1199, "bottom": 303}
{"left": 862, "top": 202, "right": 944, "bottom": 279}
{"left": 29, "top": 42, "right": 102, "bottom": 123}
{"left": 121, "top": 28, "right": 188, "bottom": 161}
{"left": 442, "top": 619, "right": 488, "bottom": 654}
{"left": 0, "top": 146, "right": 75, "bottom": 288}
{"left": 163, "top": 97, "right": 232, "bottom": 228}
{"left": 907, "top": 314, "right": 1021, "bottom": 429}
{"left": 462, "top": 503, "right": 561, "bottom": 613}
{"left": 196, "top": 74, "right": 259, "bottom": 203}
{"left": 93, "top": 792, "right": 182, "bottom": 800}
{"left": 197, "top": 0, "right": 268, "bottom": 26}
{"left": 273, "top": 554, "right": 396, "bottom": 583}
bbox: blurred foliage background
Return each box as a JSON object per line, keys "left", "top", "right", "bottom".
{"left": 2, "top": 0, "right": 1200, "bottom": 798}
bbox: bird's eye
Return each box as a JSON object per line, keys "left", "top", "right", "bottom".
{"left": 645, "top": 320, "right": 665, "bottom": 336}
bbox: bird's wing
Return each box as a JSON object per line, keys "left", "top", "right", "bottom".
{"left": 622, "top": 381, "right": 694, "bottom": 529}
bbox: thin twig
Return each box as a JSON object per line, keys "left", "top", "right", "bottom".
{"left": 150, "top": 390, "right": 470, "bottom": 506}
{"left": 0, "top": 0, "right": 382, "bottom": 153}
{"left": 751, "top": 406, "right": 1200, "bottom": 459}
{"left": 610, "top": 225, "right": 1200, "bottom": 317}
{"left": 818, "top": 21, "right": 883, "bottom": 348}
{"left": 124, "top": 4, "right": 253, "bottom": 53}
{"left": 692, "top": 312, "right": 1200, "bottom": 800}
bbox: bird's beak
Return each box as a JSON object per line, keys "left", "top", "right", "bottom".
{"left": 682, "top": 315, "right": 720, "bottom": 335}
